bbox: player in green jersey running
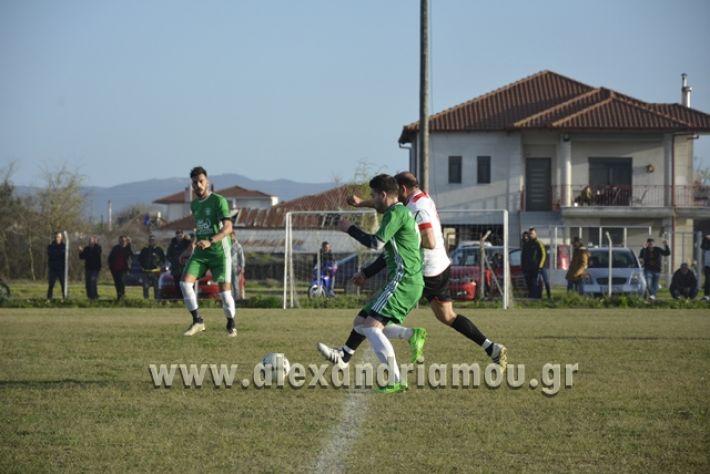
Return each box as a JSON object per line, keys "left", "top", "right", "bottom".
{"left": 181, "top": 166, "right": 237, "bottom": 337}
{"left": 317, "top": 174, "right": 424, "bottom": 393}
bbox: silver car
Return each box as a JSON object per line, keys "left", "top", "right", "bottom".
{"left": 581, "top": 247, "right": 647, "bottom": 297}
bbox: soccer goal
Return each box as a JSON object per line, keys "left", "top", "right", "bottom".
{"left": 283, "top": 208, "right": 511, "bottom": 310}
{"left": 283, "top": 210, "right": 380, "bottom": 309}
{"left": 438, "top": 209, "right": 511, "bottom": 310}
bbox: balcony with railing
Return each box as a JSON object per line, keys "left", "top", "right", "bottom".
{"left": 522, "top": 184, "right": 710, "bottom": 211}
{"left": 567, "top": 184, "right": 708, "bottom": 208}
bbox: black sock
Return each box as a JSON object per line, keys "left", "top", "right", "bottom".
{"left": 452, "top": 315, "right": 486, "bottom": 346}
{"left": 342, "top": 330, "right": 366, "bottom": 362}
{"left": 190, "top": 309, "right": 202, "bottom": 323}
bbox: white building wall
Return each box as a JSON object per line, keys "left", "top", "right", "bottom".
{"left": 417, "top": 130, "right": 697, "bottom": 252}
{"left": 428, "top": 131, "right": 523, "bottom": 212}
{"left": 673, "top": 134, "right": 693, "bottom": 186}
{"left": 568, "top": 134, "right": 665, "bottom": 187}
{"left": 160, "top": 203, "right": 191, "bottom": 222}
{"left": 224, "top": 197, "right": 275, "bottom": 210}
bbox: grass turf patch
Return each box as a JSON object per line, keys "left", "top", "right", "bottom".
{"left": 0, "top": 307, "right": 708, "bottom": 472}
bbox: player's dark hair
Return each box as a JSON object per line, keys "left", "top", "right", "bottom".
{"left": 394, "top": 171, "right": 419, "bottom": 189}
{"left": 190, "top": 166, "right": 208, "bottom": 179}
{"left": 369, "top": 174, "right": 399, "bottom": 196}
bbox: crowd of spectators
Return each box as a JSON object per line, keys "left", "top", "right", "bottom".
{"left": 44, "top": 231, "right": 247, "bottom": 301}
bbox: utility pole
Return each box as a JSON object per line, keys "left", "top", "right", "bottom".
{"left": 419, "top": 0, "right": 430, "bottom": 192}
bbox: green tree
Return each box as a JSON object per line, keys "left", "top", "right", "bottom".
{"left": 0, "top": 165, "right": 26, "bottom": 276}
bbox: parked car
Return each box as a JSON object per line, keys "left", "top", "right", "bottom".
{"left": 508, "top": 244, "right": 570, "bottom": 294}
{"left": 158, "top": 267, "right": 221, "bottom": 300}
{"left": 449, "top": 243, "right": 511, "bottom": 300}
{"left": 580, "top": 247, "right": 647, "bottom": 297}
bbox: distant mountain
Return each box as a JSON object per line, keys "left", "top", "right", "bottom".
{"left": 16, "top": 174, "right": 335, "bottom": 221}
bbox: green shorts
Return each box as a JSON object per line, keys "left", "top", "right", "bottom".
{"left": 361, "top": 276, "right": 423, "bottom": 324}
{"left": 183, "top": 246, "right": 232, "bottom": 284}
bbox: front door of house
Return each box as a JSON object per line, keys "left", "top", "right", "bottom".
{"left": 525, "top": 158, "right": 551, "bottom": 211}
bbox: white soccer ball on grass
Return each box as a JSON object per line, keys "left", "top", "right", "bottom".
{"left": 260, "top": 352, "right": 291, "bottom": 382}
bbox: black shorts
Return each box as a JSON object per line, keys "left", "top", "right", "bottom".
{"left": 357, "top": 309, "right": 396, "bottom": 325}
{"left": 423, "top": 265, "right": 452, "bottom": 302}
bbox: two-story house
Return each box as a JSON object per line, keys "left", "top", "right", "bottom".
{"left": 399, "top": 70, "right": 710, "bottom": 267}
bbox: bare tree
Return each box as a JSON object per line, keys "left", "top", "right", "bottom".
{"left": 694, "top": 155, "right": 710, "bottom": 186}
{"left": 36, "top": 164, "right": 86, "bottom": 237}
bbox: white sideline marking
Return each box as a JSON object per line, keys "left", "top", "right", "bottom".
{"left": 313, "top": 351, "right": 374, "bottom": 473}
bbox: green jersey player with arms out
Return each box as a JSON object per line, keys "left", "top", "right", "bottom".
{"left": 181, "top": 166, "right": 237, "bottom": 337}
{"left": 317, "top": 174, "right": 424, "bottom": 393}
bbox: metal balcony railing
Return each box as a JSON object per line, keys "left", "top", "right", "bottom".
{"left": 522, "top": 184, "right": 710, "bottom": 210}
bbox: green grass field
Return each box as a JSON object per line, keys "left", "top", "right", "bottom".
{"left": 1, "top": 307, "right": 709, "bottom": 473}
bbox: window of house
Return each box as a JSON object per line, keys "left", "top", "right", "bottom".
{"left": 449, "top": 156, "right": 462, "bottom": 184}
{"left": 477, "top": 156, "right": 491, "bottom": 184}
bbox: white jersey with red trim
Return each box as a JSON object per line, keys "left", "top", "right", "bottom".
{"left": 405, "top": 191, "right": 451, "bottom": 277}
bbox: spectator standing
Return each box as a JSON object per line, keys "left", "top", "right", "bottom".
{"left": 522, "top": 228, "right": 546, "bottom": 298}
{"left": 78, "top": 236, "right": 101, "bottom": 300}
{"left": 139, "top": 235, "right": 166, "bottom": 299}
{"left": 231, "top": 235, "right": 246, "bottom": 300}
{"left": 530, "top": 228, "right": 552, "bottom": 300}
{"left": 669, "top": 263, "right": 698, "bottom": 300}
{"left": 702, "top": 234, "right": 710, "bottom": 302}
{"left": 638, "top": 238, "right": 670, "bottom": 300}
{"left": 565, "top": 237, "right": 589, "bottom": 294}
{"left": 108, "top": 235, "right": 133, "bottom": 299}
{"left": 314, "top": 241, "right": 337, "bottom": 297}
{"left": 47, "top": 232, "right": 66, "bottom": 300}
{"left": 520, "top": 231, "right": 534, "bottom": 297}
{"left": 167, "top": 230, "right": 188, "bottom": 298}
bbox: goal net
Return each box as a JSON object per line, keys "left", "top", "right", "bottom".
{"left": 438, "top": 209, "right": 512, "bottom": 309}
{"left": 283, "top": 210, "right": 380, "bottom": 308}
{"left": 283, "top": 208, "right": 511, "bottom": 310}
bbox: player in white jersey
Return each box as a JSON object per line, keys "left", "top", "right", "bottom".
{"left": 348, "top": 172, "right": 507, "bottom": 369}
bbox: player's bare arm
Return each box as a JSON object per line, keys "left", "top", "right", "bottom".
{"left": 420, "top": 226, "right": 436, "bottom": 249}
{"left": 179, "top": 242, "right": 194, "bottom": 265}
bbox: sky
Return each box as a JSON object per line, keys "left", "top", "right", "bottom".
{"left": 1, "top": 0, "right": 709, "bottom": 188}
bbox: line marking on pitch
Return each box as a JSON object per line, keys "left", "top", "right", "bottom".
{"left": 313, "top": 350, "right": 374, "bottom": 474}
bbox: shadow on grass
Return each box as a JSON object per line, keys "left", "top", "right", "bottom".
{"left": 0, "top": 379, "right": 116, "bottom": 388}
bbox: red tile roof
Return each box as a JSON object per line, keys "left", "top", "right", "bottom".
{"left": 154, "top": 191, "right": 188, "bottom": 205}
{"left": 154, "top": 185, "right": 273, "bottom": 204}
{"left": 162, "top": 184, "right": 366, "bottom": 230}
{"left": 399, "top": 70, "right": 710, "bottom": 142}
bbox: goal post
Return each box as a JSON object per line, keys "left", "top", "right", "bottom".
{"left": 283, "top": 208, "right": 511, "bottom": 310}
{"left": 438, "top": 209, "right": 511, "bottom": 310}
{"left": 283, "top": 210, "right": 380, "bottom": 309}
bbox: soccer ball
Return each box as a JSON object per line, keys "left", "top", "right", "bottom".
{"left": 260, "top": 352, "right": 291, "bottom": 382}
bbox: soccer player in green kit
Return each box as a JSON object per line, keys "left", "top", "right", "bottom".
{"left": 317, "top": 174, "right": 424, "bottom": 393}
{"left": 181, "top": 166, "right": 237, "bottom": 337}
